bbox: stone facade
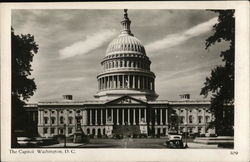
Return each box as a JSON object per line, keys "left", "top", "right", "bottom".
{"left": 26, "top": 96, "right": 215, "bottom": 138}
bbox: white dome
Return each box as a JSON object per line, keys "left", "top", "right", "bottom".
{"left": 106, "top": 35, "right": 146, "bottom": 56}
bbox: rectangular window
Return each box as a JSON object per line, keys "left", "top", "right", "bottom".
{"left": 198, "top": 127, "right": 202, "bottom": 133}
{"left": 68, "top": 128, "right": 72, "bottom": 134}
{"left": 59, "top": 128, "right": 64, "bottom": 135}
{"left": 51, "top": 128, "right": 55, "bottom": 134}
{"left": 43, "top": 128, "right": 48, "bottom": 134}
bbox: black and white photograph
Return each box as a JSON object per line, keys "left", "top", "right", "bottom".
{"left": 1, "top": 2, "right": 249, "bottom": 162}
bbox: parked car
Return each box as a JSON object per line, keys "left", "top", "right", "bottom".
{"left": 164, "top": 135, "right": 184, "bottom": 149}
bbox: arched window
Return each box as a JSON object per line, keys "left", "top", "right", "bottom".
{"left": 60, "top": 116, "right": 64, "bottom": 124}
{"left": 68, "top": 117, "right": 73, "bottom": 124}
{"left": 44, "top": 117, "right": 49, "bottom": 124}
{"left": 51, "top": 117, "right": 55, "bottom": 124}
{"left": 189, "top": 115, "right": 193, "bottom": 123}
{"left": 92, "top": 128, "right": 96, "bottom": 135}
{"left": 198, "top": 116, "right": 203, "bottom": 123}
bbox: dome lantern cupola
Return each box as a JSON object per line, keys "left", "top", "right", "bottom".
{"left": 120, "top": 9, "right": 133, "bottom": 36}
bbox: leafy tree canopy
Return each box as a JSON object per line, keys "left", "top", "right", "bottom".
{"left": 11, "top": 27, "right": 39, "bottom": 146}
{"left": 11, "top": 27, "right": 39, "bottom": 102}
{"left": 200, "top": 10, "right": 235, "bottom": 136}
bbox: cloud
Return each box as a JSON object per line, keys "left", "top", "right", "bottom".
{"left": 59, "top": 29, "right": 116, "bottom": 59}
{"left": 145, "top": 17, "right": 217, "bottom": 54}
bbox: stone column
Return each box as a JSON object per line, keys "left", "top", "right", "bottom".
{"left": 142, "top": 76, "right": 145, "bottom": 89}
{"left": 90, "top": 109, "right": 92, "bottom": 125}
{"left": 102, "top": 77, "right": 104, "bottom": 89}
{"left": 41, "top": 110, "right": 44, "bottom": 125}
{"left": 132, "top": 75, "right": 135, "bottom": 88}
{"left": 114, "top": 76, "right": 117, "bottom": 88}
{"left": 104, "top": 77, "right": 106, "bottom": 89}
{"left": 128, "top": 109, "right": 130, "bottom": 125}
{"left": 133, "top": 109, "right": 136, "bottom": 125}
{"left": 103, "top": 77, "right": 105, "bottom": 89}
{"left": 117, "top": 109, "right": 119, "bottom": 125}
{"left": 128, "top": 75, "right": 130, "bottom": 88}
{"left": 101, "top": 78, "right": 103, "bottom": 89}
{"left": 117, "top": 75, "right": 120, "bottom": 88}
{"left": 122, "top": 75, "right": 125, "bottom": 88}
{"left": 122, "top": 109, "right": 125, "bottom": 125}
{"left": 38, "top": 110, "right": 41, "bottom": 125}
{"left": 160, "top": 109, "right": 163, "bottom": 125}
{"left": 111, "top": 109, "right": 113, "bottom": 123}
{"left": 165, "top": 108, "right": 168, "bottom": 125}
{"left": 95, "top": 109, "right": 97, "bottom": 125}
{"left": 112, "top": 76, "right": 115, "bottom": 89}
{"left": 155, "top": 109, "right": 158, "bottom": 125}
{"left": 107, "top": 76, "right": 110, "bottom": 89}
{"left": 138, "top": 76, "right": 140, "bottom": 89}
{"left": 144, "top": 108, "right": 147, "bottom": 122}
{"left": 139, "top": 108, "right": 141, "bottom": 123}
{"left": 203, "top": 108, "right": 206, "bottom": 124}
{"left": 101, "top": 109, "right": 103, "bottom": 125}
{"left": 106, "top": 109, "right": 108, "bottom": 124}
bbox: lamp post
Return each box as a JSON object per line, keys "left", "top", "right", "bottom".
{"left": 184, "top": 122, "right": 188, "bottom": 148}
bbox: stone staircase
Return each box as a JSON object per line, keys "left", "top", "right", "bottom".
{"left": 112, "top": 125, "right": 141, "bottom": 136}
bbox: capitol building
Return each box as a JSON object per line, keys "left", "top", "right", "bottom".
{"left": 25, "top": 10, "right": 215, "bottom": 138}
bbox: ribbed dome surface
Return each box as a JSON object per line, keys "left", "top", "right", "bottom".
{"left": 106, "top": 35, "right": 146, "bottom": 56}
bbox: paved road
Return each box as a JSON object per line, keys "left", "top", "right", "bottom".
{"left": 79, "top": 138, "right": 175, "bottom": 148}
{"left": 43, "top": 138, "right": 219, "bottom": 149}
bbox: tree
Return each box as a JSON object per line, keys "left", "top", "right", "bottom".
{"left": 200, "top": 10, "right": 235, "bottom": 136}
{"left": 11, "top": 27, "right": 39, "bottom": 147}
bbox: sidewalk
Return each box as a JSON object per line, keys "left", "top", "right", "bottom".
{"left": 41, "top": 143, "right": 85, "bottom": 148}
{"left": 187, "top": 142, "right": 218, "bottom": 149}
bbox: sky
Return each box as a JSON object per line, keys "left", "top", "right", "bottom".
{"left": 11, "top": 9, "right": 229, "bottom": 102}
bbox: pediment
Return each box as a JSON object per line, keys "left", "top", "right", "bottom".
{"left": 105, "top": 96, "right": 147, "bottom": 105}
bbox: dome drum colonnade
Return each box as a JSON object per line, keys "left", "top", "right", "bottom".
{"left": 95, "top": 9, "right": 158, "bottom": 101}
